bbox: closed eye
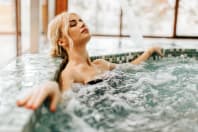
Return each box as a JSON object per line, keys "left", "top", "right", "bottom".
{"left": 79, "top": 19, "right": 83, "bottom": 22}
{"left": 69, "top": 20, "right": 77, "bottom": 27}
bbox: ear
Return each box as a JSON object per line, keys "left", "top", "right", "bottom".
{"left": 58, "top": 38, "right": 69, "bottom": 47}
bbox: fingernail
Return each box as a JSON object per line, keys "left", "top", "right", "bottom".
{"left": 16, "top": 101, "right": 20, "bottom": 105}
{"left": 26, "top": 105, "right": 31, "bottom": 109}
{"left": 31, "top": 105, "right": 37, "bottom": 110}
{"left": 51, "top": 108, "right": 56, "bottom": 112}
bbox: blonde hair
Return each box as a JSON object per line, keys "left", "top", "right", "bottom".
{"left": 47, "top": 12, "right": 74, "bottom": 58}
{"left": 48, "top": 12, "right": 75, "bottom": 86}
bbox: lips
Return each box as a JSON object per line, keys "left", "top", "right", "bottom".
{"left": 81, "top": 28, "right": 88, "bottom": 33}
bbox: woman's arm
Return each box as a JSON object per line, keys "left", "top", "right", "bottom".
{"left": 94, "top": 47, "right": 163, "bottom": 69}
{"left": 131, "top": 46, "right": 163, "bottom": 65}
{"left": 17, "top": 81, "right": 61, "bottom": 112}
{"left": 17, "top": 72, "right": 73, "bottom": 112}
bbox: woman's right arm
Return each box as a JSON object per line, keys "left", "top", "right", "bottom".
{"left": 17, "top": 81, "right": 61, "bottom": 112}
{"left": 17, "top": 72, "right": 73, "bottom": 112}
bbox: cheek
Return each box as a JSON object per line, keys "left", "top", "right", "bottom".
{"left": 69, "top": 29, "right": 80, "bottom": 40}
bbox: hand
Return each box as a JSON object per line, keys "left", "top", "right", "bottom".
{"left": 149, "top": 46, "right": 164, "bottom": 57}
{"left": 16, "top": 81, "right": 61, "bottom": 112}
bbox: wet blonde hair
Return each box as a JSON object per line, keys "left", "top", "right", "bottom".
{"left": 48, "top": 12, "right": 74, "bottom": 85}
{"left": 47, "top": 12, "right": 74, "bottom": 58}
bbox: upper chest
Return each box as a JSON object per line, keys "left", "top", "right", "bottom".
{"left": 71, "top": 61, "right": 109, "bottom": 84}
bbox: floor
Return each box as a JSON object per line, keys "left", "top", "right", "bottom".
{"left": 0, "top": 35, "right": 198, "bottom": 68}
{"left": 87, "top": 37, "right": 198, "bottom": 56}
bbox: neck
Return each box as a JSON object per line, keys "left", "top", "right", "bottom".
{"left": 67, "top": 45, "right": 91, "bottom": 66}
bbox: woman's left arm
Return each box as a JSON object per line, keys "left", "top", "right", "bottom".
{"left": 131, "top": 46, "right": 163, "bottom": 65}
{"left": 94, "top": 46, "right": 163, "bottom": 70}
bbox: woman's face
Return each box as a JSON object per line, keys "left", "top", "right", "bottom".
{"left": 67, "top": 13, "right": 91, "bottom": 46}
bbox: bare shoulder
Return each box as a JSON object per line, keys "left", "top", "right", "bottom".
{"left": 59, "top": 68, "right": 75, "bottom": 91}
{"left": 61, "top": 67, "right": 75, "bottom": 80}
{"left": 93, "top": 59, "right": 116, "bottom": 70}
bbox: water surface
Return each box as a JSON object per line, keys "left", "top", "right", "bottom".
{"left": 34, "top": 57, "right": 198, "bottom": 132}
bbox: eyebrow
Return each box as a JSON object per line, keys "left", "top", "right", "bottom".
{"left": 69, "top": 18, "right": 82, "bottom": 22}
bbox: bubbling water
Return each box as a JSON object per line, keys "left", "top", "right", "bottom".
{"left": 34, "top": 57, "right": 198, "bottom": 132}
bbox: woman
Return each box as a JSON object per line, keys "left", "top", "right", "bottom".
{"left": 17, "top": 12, "right": 163, "bottom": 112}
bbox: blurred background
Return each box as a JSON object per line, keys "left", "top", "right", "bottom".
{"left": 0, "top": 0, "right": 197, "bottom": 68}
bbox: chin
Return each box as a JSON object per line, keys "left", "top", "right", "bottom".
{"left": 83, "top": 34, "right": 91, "bottom": 43}
{"left": 78, "top": 33, "right": 91, "bottom": 45}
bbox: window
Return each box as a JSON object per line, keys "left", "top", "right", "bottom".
{"left": 68, "top": 0, "right": 120, "bottom": 35}
{"left": 123, "top": 0, "right": 176, "bottom": 36}
{"left": 0, "top": 0, "right": 16, "bottom": 67}
{"left": 177, "top": 0, "right": 198, "bottom": 36}
{"left": 0, "top": 0, "right": 15, "bottom": 33}
{"left": 21, "top": 0, "right": 30, "bottom": 52}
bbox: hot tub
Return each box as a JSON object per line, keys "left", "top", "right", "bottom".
{"left": 33, "top": 48, "right": 198, "bottom": 132}
{"left": 0, "top": 37, "right": 198, "bottom": 132}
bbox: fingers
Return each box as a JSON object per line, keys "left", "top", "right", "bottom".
{"left": 33, "top": 88, "right": 48, "bottom": 110}
{"left": 16, "top": 94, "right": 31, "bottom": 107}
{"left": 157, "top": 49, "right": 164, "bottom": 57}
{"left": 16, "top": 87, "right": 47, "bottom": 110}
{"left": 17, "top": 84, "right": 60, "bottom": 112}
{"left": 25, "top": 88, "right": 41, "bottom": 109}
{"left": 153, "top": 46, "right": 164, "bottom": 57}
{"left": 156, "top": 49, "right": 164, "bottom": 57}
{"left": 49, "top": 94, "right": 59, "bottom": 112}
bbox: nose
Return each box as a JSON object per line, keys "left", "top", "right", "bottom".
{"left": 80, "top": 21, "right": 85, "bottom": 28}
